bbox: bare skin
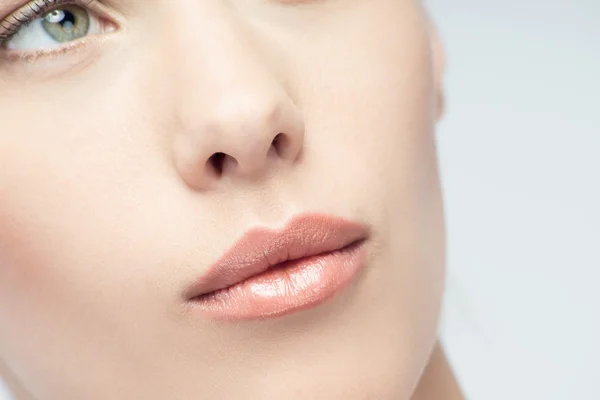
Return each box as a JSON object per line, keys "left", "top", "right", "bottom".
{"left": 0, "top": 0, "right": 454, "bottom": 398}
{"left": 412, "top": 343, "right": 465, "bottom": 400}
{"left": 3, "top": 342, "right": 463, "bottom": 399}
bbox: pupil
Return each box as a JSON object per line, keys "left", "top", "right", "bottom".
{"left": 58, "top": 11, "right": 76, "bottom": 28}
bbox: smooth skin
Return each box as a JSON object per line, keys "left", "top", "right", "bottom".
{"left": 0, "top": 0, "right": 461, "bottom": 398}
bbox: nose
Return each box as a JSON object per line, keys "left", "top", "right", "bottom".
{"left": 167, "top": 10, "right": 305, "bottom": 190}
{"left": 173, "top": 91, "right": 305, "bottom": 190}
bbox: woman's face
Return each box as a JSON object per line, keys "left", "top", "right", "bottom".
{"left": 0, "top": 0, "right": 445, "bottom": 398}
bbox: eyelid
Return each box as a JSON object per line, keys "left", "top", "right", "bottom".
{"left": 0, "top": 0, "right": 121, "bottom": 45}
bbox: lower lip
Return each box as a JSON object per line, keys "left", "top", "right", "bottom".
{"left": 189, "top": 240, "right": 368, "bottom": 320}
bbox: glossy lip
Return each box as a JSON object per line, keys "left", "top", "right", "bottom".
{"left": 185, "top": 213, "right": 370, "bottom": 320}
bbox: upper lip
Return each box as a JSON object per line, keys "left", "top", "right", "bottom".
{"left": 185, "top": 213, "right": 369, "bottom": 299}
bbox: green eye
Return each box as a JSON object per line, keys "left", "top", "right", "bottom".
{"left": 0, "top": 0, "right": 110, "bottom": 52}
{"left": 41, "top": 6, "right": 90, "bottom": 43}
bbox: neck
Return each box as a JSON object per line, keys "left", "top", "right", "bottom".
{"left": 0, "top": 359, "right": 35, "bottom": 400}
{"left": 411, "top": 342, "right": 464, "bottom": 400}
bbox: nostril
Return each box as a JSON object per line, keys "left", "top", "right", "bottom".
{"left": 202, "top": 133, "right": 294, "bottom": 181}
{"left": 208, "top": 152, "right": 227, "bottom": 176}
{"left": 271, "top": 133, "right": 287, "bottom": 157}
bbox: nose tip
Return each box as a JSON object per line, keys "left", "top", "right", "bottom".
{"left": 173, "top": 92, "right": 305, "bottom": 190}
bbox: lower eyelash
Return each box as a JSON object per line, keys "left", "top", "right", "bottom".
{"left": 0, "top": 34, "right": 91, "bottom": 64}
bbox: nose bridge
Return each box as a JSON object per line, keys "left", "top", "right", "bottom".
{"left": 175, "top": 14, "right": 278, "bottom": 125}
{"left": 163, "top": 4, "right": 304, "bottom": 189}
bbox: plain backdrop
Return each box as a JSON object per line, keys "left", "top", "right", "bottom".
{"left": 429, "top": 0, "right": 600, "bottom": 399}
{"left": 2, "top": 1, "right": 599, "bottom": 399}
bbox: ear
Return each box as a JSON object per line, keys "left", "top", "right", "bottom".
{"left": 428, "top": 22, "right": 446, "bottom": 122}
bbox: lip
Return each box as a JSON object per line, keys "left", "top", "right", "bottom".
{"left": 185, "top": 213, "right": 370, "bottom": 320}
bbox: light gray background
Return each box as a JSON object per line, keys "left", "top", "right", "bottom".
{"left": 2, "top": 1, "right": 598, "bottom": 399}
{"left": 429, "top": 0, "right": 600, "bottom": 399}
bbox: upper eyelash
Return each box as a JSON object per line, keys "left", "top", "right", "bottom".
{"left": 0, "top": 0, "right": 94, "bottom": 43}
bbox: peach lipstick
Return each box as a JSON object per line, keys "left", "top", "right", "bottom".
{"left": 185, "top": 214, "right": 369, "bottom": 320}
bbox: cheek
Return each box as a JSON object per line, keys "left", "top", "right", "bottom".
{"left": 0, "top": 116, "right": 112, "bottom": 337}
{"left": 286, "top": 0, "right": 443, "bottom": 276}
{"left": 284, "top": 0, "right": 445, "bottom": 378}
{"left": 0, "top": 76, "right": 166, "bottom": 358}
{"left": 283, "top": 0, "right": 439, "bottom": 212}
{"left": 0, "top": 55, "right": 167, "bottom": 297}
{"left": 0, "top": 98, "right": 187, "bottom": 396}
